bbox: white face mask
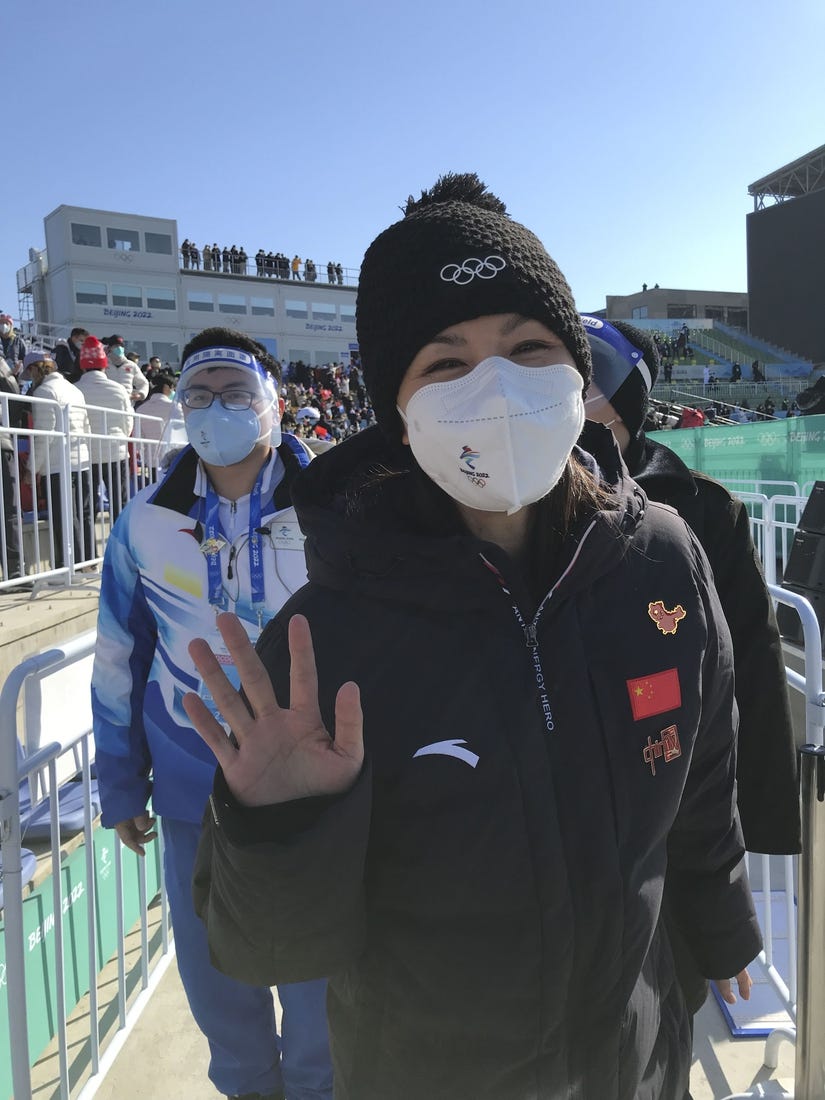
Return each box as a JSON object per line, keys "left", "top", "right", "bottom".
{"left": 399, "top": 356, "right": 585, "bottom": 516}
{"left": 0, "top": 324, "right": 10, "bottom": 336}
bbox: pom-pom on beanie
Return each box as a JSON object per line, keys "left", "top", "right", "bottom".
{"left": 355, "top": 172, "right": 592, "bottom": 440}
{"left": 80, "top": 336, "right": 108, "bottom": 372}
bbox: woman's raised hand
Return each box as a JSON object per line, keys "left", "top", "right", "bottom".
{"left": 184, "top": 612, "right": 363, "bottom": 807}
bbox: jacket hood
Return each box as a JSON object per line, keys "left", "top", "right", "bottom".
{"left": 291, "top": 424, "right": 647, "bottom": 613}
{"left": 631, "top": 435, "right": 698, "bottom": 497}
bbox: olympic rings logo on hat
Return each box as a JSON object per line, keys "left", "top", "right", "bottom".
{"left": 440, "top": 255, "right": 507, "bottom": 285}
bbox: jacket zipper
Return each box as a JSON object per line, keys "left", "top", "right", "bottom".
{"left": 479, "top": 517, "right": 599, "bottom": 736}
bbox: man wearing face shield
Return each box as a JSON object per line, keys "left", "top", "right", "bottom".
{"left": 90, "top": 327, "right": 332, "bottom": 1100}
{"left": 582, "top": 317, "right": 800, "bottom": 1098}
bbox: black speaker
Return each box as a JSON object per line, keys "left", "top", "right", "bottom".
{"left": 783, "top": 530, "right": 825, "bottom": 589}
{"left": 777, "top": 585, "right": 825, "bottom": 647}
{"left": 798, "top": 481, "right": 825, "bottom": 535}
{"left": 779, "top": 482, "right": 825, "bottom": 647}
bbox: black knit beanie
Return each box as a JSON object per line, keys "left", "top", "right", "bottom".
{"left": 356, "top": 173, "right": 592, "bottom": 440}
{"left": 604, "top": 321, "right": 660, "bottom": 440}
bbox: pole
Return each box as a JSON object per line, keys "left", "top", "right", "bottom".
{"left": 794, "top": 744, "right": 825, "bottom": 1098}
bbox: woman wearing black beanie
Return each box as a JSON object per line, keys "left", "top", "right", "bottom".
{"left": 187, "top": 175, "right": 760, "bottom": 1100}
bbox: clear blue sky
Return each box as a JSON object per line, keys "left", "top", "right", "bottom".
{"left": 3, "top": 0, "right": 823, "bottom": 327}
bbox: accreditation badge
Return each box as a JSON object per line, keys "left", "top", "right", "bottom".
{"left": 272, "top": 520, "right": 306, "bottom": 550}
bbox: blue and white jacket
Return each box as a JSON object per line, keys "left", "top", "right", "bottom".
{"left": 91, "top": 435, "right": 311, "bottom": 826}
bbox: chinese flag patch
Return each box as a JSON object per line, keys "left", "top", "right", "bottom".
{"left": 626, "top": 668, "right": 681, "bottom": 721}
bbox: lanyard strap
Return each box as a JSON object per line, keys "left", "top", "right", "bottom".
{"left": 203, "top": 466, "right": 267, "bottom": 611}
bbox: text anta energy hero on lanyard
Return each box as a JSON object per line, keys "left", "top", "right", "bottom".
{"left": 197, "top": 466, "right": 267, "bottom": 728}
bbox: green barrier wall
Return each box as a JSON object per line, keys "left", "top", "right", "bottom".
{"left": 0, "top": 828, "right": 162, "bottom": 1100}
{"left": 648, "top": 414, "right": 825, "bottom": 492}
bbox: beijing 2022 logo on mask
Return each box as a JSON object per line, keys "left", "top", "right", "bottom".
{"left": 440, "top": 255, "right": 507, "bottom": 285}
{"left": 459, "top": 445, "right": 489, "bottom": 487}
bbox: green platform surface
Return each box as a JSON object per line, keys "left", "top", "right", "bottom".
{"left": 0, "top": 828, "right": 162, "bottom": 1100}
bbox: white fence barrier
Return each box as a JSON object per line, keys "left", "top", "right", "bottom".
{"left": 0, "top": 634, "right": 172, "bottom": 1100}
{"left": 0, "top": 391, "right": 167, "bottom": 590}
{"left": 722, "top": 588, "right": 825, "bottom": 1100}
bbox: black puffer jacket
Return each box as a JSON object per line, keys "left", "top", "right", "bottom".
{"left": 630, "top": 434, "right": 800, "bottom": 856}
{"left": 194, "top": 426, "right": 761, "bottom": 1100}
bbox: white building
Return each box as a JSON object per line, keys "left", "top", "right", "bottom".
{"left": 16, "top": 205, "right": 359, "bottom": 368}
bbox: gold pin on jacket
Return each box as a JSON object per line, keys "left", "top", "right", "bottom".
{"left": 648, "top": 601, "right": 686, "bottom": 635}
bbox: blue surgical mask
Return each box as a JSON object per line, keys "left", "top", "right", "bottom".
{"left": 185, "top": 404, "right": 262, "bottom": 466}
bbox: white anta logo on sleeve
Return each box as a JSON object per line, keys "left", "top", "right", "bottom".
{"left": 413, "top": 739, "right": 480, "bottom": 768}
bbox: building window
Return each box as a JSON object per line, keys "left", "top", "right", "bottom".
{"left": 111, "top": 284, "right": 143, "bottom": 308}
{"left": 314, "top": 350, "right": 338, "bottom": 366}
{"left": 311, "top": 303, "right": 336, "bottom": 321}
{"left": 285, "top": 300, "right": 308, "bottom": 319}
{"left": 704, "top": 306, "right": 724, "bottom": 321}
{"left": 250, "top": 297, "right": 275, "bottom": 317}
{"left": 152, "top": 341, "right": 180, "bottom": 366}
{"left": 187, "top": 291, "right": 214, "bottom": 312}
{"left": 130, "top": 341, "right": 148, "bottom": 363}
{"left": 107, "top": 228, "right": 141, "bottom": 252}
{"left": 146, "top": 287, "right": 177, "bottom": 310}
{"left": 71, "top": 223, "right": 102, "bottom": 247}
{"left": 667, "top": 304, "right": 697, "bottom": 319}
{"left": 340, "top": 304, "right": 355, "bottom": 324}
{"left": 727, "top": 308, "right": 748, "bottom": 329}
{"left": 145, "top": 232, "right": 173, "bottom": 255}
{"left": 288, "top": 349, "right": 311, "bottom": 365}
{"left": 218, "top": 294, "right": 247, "bottom": 315}
{"left": 631, "top": 306, "right": 649, "bottom": 320}
{"left": 257, "top": 337, "right": 278, "bottom": 360}
{"left": 75, "top": 281, "right": 108, "bottom": 305}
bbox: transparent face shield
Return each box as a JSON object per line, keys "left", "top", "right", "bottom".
{"left": 581, "top": 316, "right": 651, "bottom": 406}
{"left": 156, "top": 347, "right": 281, "bottom": 469}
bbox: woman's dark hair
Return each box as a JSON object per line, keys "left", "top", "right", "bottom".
{"left": 150, "top": 372, "right": 176, "bottom": 395}
{"left": 180, "top": 327, "right": 280, "bottom": 385}
{"left": 347, "top": 447, "right": 616, "bottom": 608}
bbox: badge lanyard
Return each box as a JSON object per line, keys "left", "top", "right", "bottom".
{"left": 202, "top": 466, "right": 266, "bottom": 617}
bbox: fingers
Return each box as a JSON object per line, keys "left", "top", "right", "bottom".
{"left": 287, "top": 614, "right": 321, "bottom": 715}
{"left": 215, "top": 612, "right": 283, "bottom": 722}
{"left": 714, "top": 979, "right": 736, "bottom": 1005}
{"left": 736, "top": 969, "right": 753, "bottom": 1001}
{"left": 114, "top": 816, "right": 157, "bottom": 857}
{"left": 334, "top": 681, "right": 364, "bottom": 765}
{"left": 182, "top": 685, "right": 241, "bottom": 770}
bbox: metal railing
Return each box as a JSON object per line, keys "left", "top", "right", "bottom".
{"left": 180, "top": 253, "right": 360, "bottom": 287}
{"left": 0, "top": 633, "right": 173, "bottom": 1100}
{"left": 734, "top": 490, "right": 808, "bottom": 586}
{"left": 722, "top": 588, "right": 825, "bottom": 1099}
{"left": 1, "top": 393, "right": 166, "bottom": 590}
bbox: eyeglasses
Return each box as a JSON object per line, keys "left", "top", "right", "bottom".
{"left": 181, "top": 386, "right": 258, "bottom": 411}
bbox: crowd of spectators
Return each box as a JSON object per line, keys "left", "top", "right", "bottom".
{"left": 279, "top": 359, "right": 376, "bottom": 447}
{"left": 179, "top": 241, "right": 345, "bottom": 284}
{"left": 645, "top": 395, "right": 801, "bottom": 432}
